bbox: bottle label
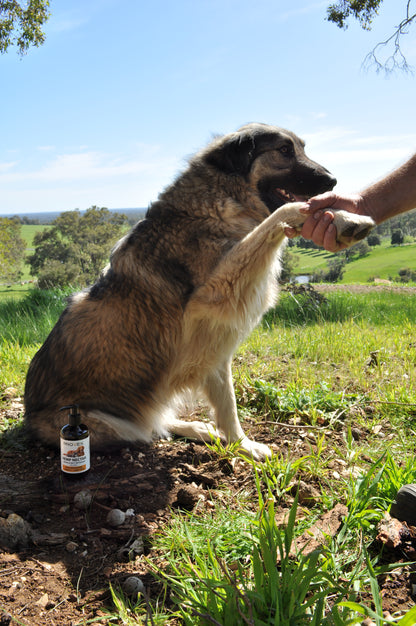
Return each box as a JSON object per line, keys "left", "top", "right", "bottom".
{"left": 61, "top": 437, "right": 90, "bottom": 473}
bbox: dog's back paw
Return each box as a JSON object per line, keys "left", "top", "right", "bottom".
{"left": 332, "top": 210, "right": 375, "bottom": 245}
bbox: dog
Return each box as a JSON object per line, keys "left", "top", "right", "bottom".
{"left": 24, "top": 123, "right": 374, "bottom": 460}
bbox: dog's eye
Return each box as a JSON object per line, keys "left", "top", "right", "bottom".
{"left": 279, "top": 145, "right": 292, "bottom": 156}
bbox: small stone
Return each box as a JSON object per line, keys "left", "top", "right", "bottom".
{"left": 66, "top": 541, "right": 78, "bottom": 552}
{"left": 36, "top": 593, "right": 49, "bottom": 608}
{"left": 74, "top": 490, "right": 93, "bottom": 510}
{"left": 106, "top": 509, "right": 126, "bottom": 527}
{"left": 291, "top": 481, "right": 320, "bottom": 506}
{"left": 0, "top": 513, "right": 32, "bottom": 550}
{"left": 122, "top": 576, "right": 145, "bottom": 596}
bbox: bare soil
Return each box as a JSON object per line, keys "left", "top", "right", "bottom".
{"left": 0, "top": 394, "right": 415, "bottom": 625}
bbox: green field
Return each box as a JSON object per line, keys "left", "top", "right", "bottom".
{"left": 293, "top": 240, "right": 416, "bottom": 283}
{"left": 3, "top": 226, "right": 416, "bottom": 304}
{"left": 0, "top": 224, "right": 48, "bottom": 297}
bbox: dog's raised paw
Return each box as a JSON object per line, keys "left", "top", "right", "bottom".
{"left": 332, "top": 210, "right": 375, "bottom": 245}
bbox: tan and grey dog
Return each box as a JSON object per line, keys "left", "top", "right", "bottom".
{"left": 24, "top": 123, "right": 374, "bottom": 460}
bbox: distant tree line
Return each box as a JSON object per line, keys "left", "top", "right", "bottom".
{"left": 2, "top": 205, "right": 416, "bottom": 287}
{"left": 0, "top": 206, "right": 129, "bottom": 287}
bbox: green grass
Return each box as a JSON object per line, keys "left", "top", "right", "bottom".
{"left": 2, "top": 286, "right": 416, "bottom": 623}
{"left": 292, "top": 240, "right": 416, "bottom": 282}
{"left": 0, "top": 288, "right": 71, "bottom": 393}
{"left": 21, "top": 224, "right": 50, "bottom": 249}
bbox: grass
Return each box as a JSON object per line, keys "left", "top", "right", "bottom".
{"left": 2, "top": 286, "right": 416, "bottom": 623}
{"left": 0, "top": 288, "right": 71, "bottom": 393}
{"left": 292, "top": 239, "right": 416, "bottom": 282}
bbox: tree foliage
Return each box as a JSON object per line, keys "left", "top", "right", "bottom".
{"left": 327, "top": 0, "right": 383, "bottom": 29}
{"left": 0, "top": 217, "right": 26, "bottom": 282}
{"left": 327, "top": 0, "right": 416, "bottom": 72}
{"left": 367, "top": 234, "right": 381, "bottom": 246}
{"left": 0, "top": 0, "right": 50, "bottom": 55}
{"left": 27, "top": 207, "right": 128, "bottom": 289}
{"left": 279, "top": 248, "right": 299, "bottom": 283}
{"left": 312, "top": 256, "right": 347, "bottom": 283}
{"left": 391, "top": 228, "right": 404, "bottom": 245}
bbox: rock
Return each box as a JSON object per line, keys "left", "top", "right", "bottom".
{"left": 74, "top": 490, "right": 93, "bottom": 510}
{"left": 65, "top": 541, "right": 78, "bottom": 552}
{"left": 290, "top": 480, "right": 320, "bottom": 506}
{"left": 0, "top": 513, "right": 32, "bottom": 549}
{"left": 106, "top": 508, "right": 126, "bottom": 527}
{"left": 391, "top": 484, "right": 416, "bottom": 525}
{"left": 36, "top": 593, "right": 49, "bottom": 608}
{"left": 122, "top": 576, "right": 145, "bottom": 596}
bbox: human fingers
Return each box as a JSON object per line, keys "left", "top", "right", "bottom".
{"left": 303, "top": 210, "right": 335, "bottom": 248}
{"left": 302, "top": 192, "right": 338, "bottom": 213}
{"left": 321, "top": 222, "right": 346, "bottom": 252}
{"left": 284, "top": 227, "right": 299, "bottom": 238}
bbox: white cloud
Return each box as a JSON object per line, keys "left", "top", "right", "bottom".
{"left": 0, "top": 149, "right": 179, "bottom": 185}
{"left": 0, "top": 161, "right": 17, "bottom": 173}
{"left": 0, "top": 148, "right": 182, "bottom": 212}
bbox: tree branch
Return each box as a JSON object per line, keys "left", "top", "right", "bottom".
{"left": 362, "top": 1, "right": 416, "bottom": 73}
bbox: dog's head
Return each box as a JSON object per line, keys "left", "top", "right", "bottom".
{"left": 203, "top": 122, "right": 337, "bottom": 212}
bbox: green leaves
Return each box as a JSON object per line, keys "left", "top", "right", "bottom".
{"left": 0, "top": 0, "right": 50, "bottom": 55}
{"left": 27, "top": 206, "right": 129, "bottom": 289}
{"left": 326, "top": 0, "right": 383, "bottom": 30}
{"left": 0, "top": 217, "right": 25, "bottom": 282}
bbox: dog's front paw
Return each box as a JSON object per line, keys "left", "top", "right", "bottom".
{"left": 237, "top": 437, "right": 271, "bottom": 461}
{"left": 332, "top": 210, "right": 375, "bottom": 245}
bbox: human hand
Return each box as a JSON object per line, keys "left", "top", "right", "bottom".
{"left": 285, "top": 192, "right": 364, "bottom": 252}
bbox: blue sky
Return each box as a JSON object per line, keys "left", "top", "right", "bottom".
{"left": 1, "top": 0, "right": 415, "bottom": 214}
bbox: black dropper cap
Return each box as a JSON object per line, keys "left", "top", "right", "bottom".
{"left": 59, "top": 404, "right": 81, "bottom": 426}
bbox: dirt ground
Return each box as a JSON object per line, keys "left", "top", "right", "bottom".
{"left": 0, "top": 394, "right": 415, "bottom": 625}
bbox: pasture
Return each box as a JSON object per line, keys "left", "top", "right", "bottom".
{"left": 292, "top": 240, "right": 416, "bottom": 283}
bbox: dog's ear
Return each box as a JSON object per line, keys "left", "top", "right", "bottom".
{"left": 203, "top": 133, "right": 258, "bottom": 176}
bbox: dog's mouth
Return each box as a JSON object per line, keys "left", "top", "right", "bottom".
{"left": 275, "top": 188, "right": 309, "bottom": 204}
{"left": 258, "top": 179, "right": 318, "bottom": 214}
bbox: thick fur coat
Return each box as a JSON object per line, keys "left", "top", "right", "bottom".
{"left": 24, "top": 123, "right": 374, "bottom": 459}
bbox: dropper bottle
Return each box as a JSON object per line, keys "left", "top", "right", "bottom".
{"left": 60, "top": 404, "right": 90, "bottom": 478}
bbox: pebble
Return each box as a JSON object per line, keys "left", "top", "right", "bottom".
{"left": 66, "top": 541, "right": 78, "bottom": 552}
{"left": 74, "top": 490, "right": 93, "bottom": 510}
{"left": 106, "top": 509, "right": 126, "bottom": 527}
{"left": 0, "top": 513, "right": 32, "bottom": 550}
{"left": 122, "top": 576, "right": 145, "bottom": 596}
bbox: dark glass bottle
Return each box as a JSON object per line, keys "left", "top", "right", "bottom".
{"left": 60, "top": 405, "right": 90, "bottom": 478}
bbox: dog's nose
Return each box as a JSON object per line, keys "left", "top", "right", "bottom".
{"left": 328, "top": 174, "right": 337, "bottom": 189}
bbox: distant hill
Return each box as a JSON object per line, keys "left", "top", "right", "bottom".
{"left": 0, "top": 208, "right": 147, "bottom": 225}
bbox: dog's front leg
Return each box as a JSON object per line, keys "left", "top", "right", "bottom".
{"left": 187, "top": 205, "right": 296, "bottom": 317}
{"left": 204, "top": 363, "right": 271, "bottom": 461}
